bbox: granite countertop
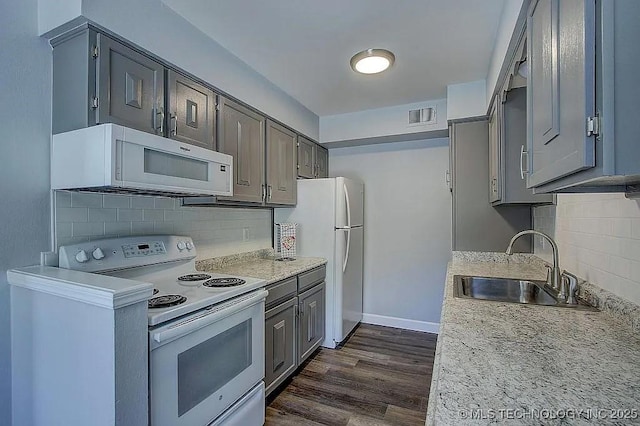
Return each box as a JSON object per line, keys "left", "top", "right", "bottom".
{"left": 426, "top": 253, "right": 640, "bottom": 425}
{"left": 196, "top": 249, "right": 327, "bottom": 285}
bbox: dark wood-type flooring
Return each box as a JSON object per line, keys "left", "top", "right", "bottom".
{"left": 265, "top": 323, "right": 438, "bottom": 426}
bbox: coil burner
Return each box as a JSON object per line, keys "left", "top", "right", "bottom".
{"left": 148, "top": 294, "right": 187, "bottom": 309}
{"left": 202, "top": 278, "right": 247, "bottom": 288}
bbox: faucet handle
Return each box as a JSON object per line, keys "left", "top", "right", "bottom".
{"left": 544, "top": 264, "right": 553, "bottom": 287}
{"left": 561, "top": 271, "right": 579, "bottom": 305}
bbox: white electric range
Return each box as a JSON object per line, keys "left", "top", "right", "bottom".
{"left": 58, "top": 235, "right": 267, "bottom": 426}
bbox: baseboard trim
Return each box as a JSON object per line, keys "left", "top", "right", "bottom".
{"left": 362, "top": 313, "right": 440, "bottom": 334}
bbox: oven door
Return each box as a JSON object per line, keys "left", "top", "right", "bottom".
{"left": 149, "top": 290, "right": 267, "bottom": 426}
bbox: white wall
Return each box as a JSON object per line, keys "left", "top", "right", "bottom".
{"left": 54, "top": 192, "right": 272, "bottom": 259}
{"left": 320, "top": 99, "right": 447, "bottom": 144}
{"left": 446, "top": 79, "right": 487, "bottom": 120}
{"left": 486, "top": 0, "right": 525, "bottom": 107}
{"left": 329, "top": 138, "right": 452, "bottom": 330}
{"left": 38, "top": 0, "right": 319, "bottom": 140}
{"left": 534, "top": 194, "right": 640, "bottom": 305}
{"left": 0, "top": 0, "right": 53, "bottom": 423}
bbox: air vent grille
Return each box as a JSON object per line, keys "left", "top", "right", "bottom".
{"left": 408, "top": 107, "right": 437, "bottom": 126}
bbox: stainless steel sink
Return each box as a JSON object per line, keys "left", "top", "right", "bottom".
{"left": 453, "top": 275, "right": 597, "bottom": 310}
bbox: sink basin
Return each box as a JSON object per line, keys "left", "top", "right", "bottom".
{"left": 453, "top": 275, "right": 597, "bottom": 310}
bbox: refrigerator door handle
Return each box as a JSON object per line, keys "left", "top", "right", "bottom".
{"left": 338, "top": 228, "right": 351, "bottom": 273}
{"left": 343, "top": 183, "right": 352, "bottom": 228}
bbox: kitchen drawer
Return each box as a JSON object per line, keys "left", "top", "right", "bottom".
{"left": 265, "top": 276, "right": 297, "bottom": 309}
{"left": 297, "top": 265, "right": 326, "bottom": 293}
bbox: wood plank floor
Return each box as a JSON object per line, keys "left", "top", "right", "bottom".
{"left": 265, "top": 324, "right": 438, "bottom": 426}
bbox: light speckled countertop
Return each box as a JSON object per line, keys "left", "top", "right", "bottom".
{"left": 426, "top": 253, "right": 640, "bottom": 425}
{"left": 197, "top": 250, "right": 326, "bottom": 285}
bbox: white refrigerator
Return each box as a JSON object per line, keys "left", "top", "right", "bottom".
{"left": 274, "top": 177, "right": 364, "bottom": 348}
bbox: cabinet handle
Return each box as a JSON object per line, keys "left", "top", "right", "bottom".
{"left": 261, "top": 184, "right": 266, "bottom": 202}
{"left": 155, "top": 107, "right": 165, "bottom": 135}
{"left": 519, "top": 145, "right": 528, "bottom": 180}
{"left": 170, "top": 113, "right": 178, "bottom": 136}
{"left": 268, "top": 185, "right": 273, "bottom": 201}
{"left": 445, "top": 170, "right": 451, "bottom": 187}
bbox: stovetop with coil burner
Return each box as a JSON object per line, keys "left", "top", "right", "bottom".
{"left": 57, "top": 235, "right": 266, "bottom": 326}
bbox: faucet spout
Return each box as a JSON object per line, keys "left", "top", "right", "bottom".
{"left": 506, "top": 230, "right": 561, "bottom": 295}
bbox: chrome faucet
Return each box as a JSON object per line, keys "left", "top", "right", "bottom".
{"left": 505, "top": 230, "right": 562, "bottom": 297}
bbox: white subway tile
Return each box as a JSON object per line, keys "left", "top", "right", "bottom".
{"left": 71, "top": 192, "right": 103, "bottom": 208}
{"left": 118, "top": 209, "right": 144, "bottom": 222}
{"left": 154, "top": 198, "right": 175, "bottom": 209}
{"left": 72, "top": 222, "right": 105, "bottom": 237}
{"left": 57, "top": 207, "right": 88, "bottom": 223}
{"left": 154, "top": 222, "right": 174, "bottom": 233}
{"left": 103, "top": 194, "right": 131, "bottom": 208}
{"left": 131, "top": 196, "right": 155, "bottom": 209}
{"left": 55, "top": 191, "right": 72, "bottom": 207}
{"left": 57, "top": 236, "right": 91, "bottom": 247}
{"left": 632, "top": 219, "right": 640, "bottom": 240}
{"left": 88, "top": 208, "right": 117, "bottom": 222}
{"left": 131, "top": 222, "right": 155, "bottom": 234}
{"left": 164, "top": 210, "right": 183, "bottom": 222}
{"left": 609, "top": 256, "right": 632, "bottom": 280}
{"left": 143, "top": 209, "right": 164, "bottom": 222}
{"left": 104, "top": 222, "right": 132, "bottom": 236}
{"left": 56, "top": 222, "right": 72, "bottom": 237}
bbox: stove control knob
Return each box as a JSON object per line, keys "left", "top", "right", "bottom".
{"left": 177, "top": 241, "right": 187, "bottom": 251}
{"left": 92, "top": 247, "right": 105, "bottom": 260}
{"left": 75, "top": 250, "right": 89, "bottom": 263}
{"left": 185, "top": 241, "right": 193, "bottom": 250}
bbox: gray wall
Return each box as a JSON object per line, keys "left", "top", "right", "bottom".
{"left": 329, "top": 138, "right": 452, "bottom": 328}
{"left": 0, "top": 0, "right": 53, "bottom": 423}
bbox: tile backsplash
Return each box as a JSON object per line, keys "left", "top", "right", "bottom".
{"left": 534, "top": 193, "right": 640, "bottom": 305}
{"left": 54, "top": 191, "right": 272, "bottom": 259}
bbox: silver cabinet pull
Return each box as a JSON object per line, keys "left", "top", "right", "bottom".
{"left": 261, "top": 184, "right": 266, "bottom": 202}
{"left": 519, "top": 145, "right": 528, "bottom": 180}
{"left": 155, "top": 107, "right": 165, "bottom": 135}
{"left": 268, "top": 185, "right": 273, "bottom": 201}
{"left": 170, "top": 113, "right": 178, "bottom": 136}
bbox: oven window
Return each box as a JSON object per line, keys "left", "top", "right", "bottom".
{"left": 177, "top": 319, "right": 252, "bottom": 416}
{"left": 144, "top": 148, "right": 209, "bottom": 181}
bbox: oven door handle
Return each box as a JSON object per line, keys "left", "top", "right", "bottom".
{"left": 151, "top": 289, "right": 268, "bottom": 346}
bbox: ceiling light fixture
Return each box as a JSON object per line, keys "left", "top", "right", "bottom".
{"left": 350, "top": 48, "right": 395, "bottom": 75}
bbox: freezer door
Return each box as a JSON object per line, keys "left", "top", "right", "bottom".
{"left": 334, "top": 226, "right": 363, "bottom": 344}
{"left": 335, "top": 177, "right": 364, "bottom": 228}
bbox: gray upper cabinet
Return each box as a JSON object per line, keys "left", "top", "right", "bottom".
{"left": 316, "top": 146, "right": 329, "bottom": 178}
{"left": 96, "top": 33, "right": 164, "bottom": 135}
{"left": 266, "top": 120, "right": 297, "bottom": 205}
{"left": 167, "top": 70, "right": 216, "bottom": 149}
{"left": 490, "top": 88, "right": 553, "bottom": 205}
{"left": 52, "top": 28, "right": 163, "bottom": 135}
{"left": 297, "top": 136, "right": 315, "bottom": 179}
{"left": 525, "top": 0, "right": 640, "bottom": 193}
{"left": 217, "top": 97, "right": 265, "bottom": 204}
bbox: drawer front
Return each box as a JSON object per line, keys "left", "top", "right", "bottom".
{"left": 266, "top": 276, "right": 297, "bottom": 309}
{"left": 265, "top": 297, "right": 297, "bottom": 395}
{"left": 297, "top": 265, "right": 326, "bottom": 293}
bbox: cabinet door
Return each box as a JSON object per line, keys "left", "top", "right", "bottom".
{"left": 266, "top": 120, "right": 297, "bottom": 205}
{"left": 316, "top": 146, "right": 329, "bottom": 178}
{"left": 265, "top": 298, "right": 297, "bottom": 396}
{"left": 298, "top": 282, "right": 325, "bottom": 364}
{"left": 526, "top": 0, "right": 596, "bottom": 187}
{"left": 96, "top": 34, "right": 164, "bottom": 135}
{"left": 297, "top": 136, "right": 315, "bottom": 179}
{"left": 167, "top": 70, "right": 216, "bottom": 150}
{"left": 488, "top": 96, "right": 502, "bottom": 203}
{"left": 217, "top": 97, "right": 265, "bottom": 203}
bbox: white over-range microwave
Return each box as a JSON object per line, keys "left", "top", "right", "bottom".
{"left": 51, "top": 123, "right": 233, "bottom": 197}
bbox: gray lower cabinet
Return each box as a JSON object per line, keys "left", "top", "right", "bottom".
{"left": 526, "top": 0, "right": 640, "bottom": 193}
{"left": 489, "top": 88, "right": 553, "bottom": 205}
{"left": 217, "top": 97, "right": 266, "bottom": 203}
{"left": 265, "top": 298, "right": 297, "bottom": 395}
{"left": 52, "top": 28, "right": 164, "bottom": 135}
{"left": 266, "top": 120, "right": 297, "bottom": 205}
{"left": 298, "top": 282, "right": 325, "bottom": 364}
{"left": 167, "top": 70, "right": 216, "bottom": 150}
{"left": 297, "top": 136, "right": 329, "bottom": 179}
{"left": 264, "top": 265, "right": 326, "bottom": 396}
{"left": 450, "top": 118, "right": 532, "bottom": 252}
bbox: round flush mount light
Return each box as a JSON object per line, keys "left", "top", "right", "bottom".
{"left": 350, "top": 48, "right": 395, "bottom": 75}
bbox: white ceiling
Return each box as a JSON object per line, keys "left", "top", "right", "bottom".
{"left": 162, "top": 0, "right": 505, "bottom": 117}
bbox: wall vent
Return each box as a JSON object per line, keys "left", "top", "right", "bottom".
{"left": 408, "top": 107, "right": 437, "bottom": 126}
